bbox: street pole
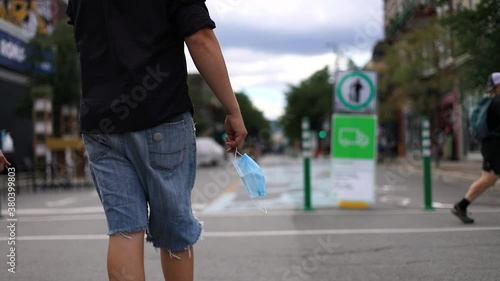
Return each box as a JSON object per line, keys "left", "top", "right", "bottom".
{"left": 422, "top": 117, "right": 434, "bottom": 210}
{"left": 302, "top": 117, "right": 313, "bottom": 211}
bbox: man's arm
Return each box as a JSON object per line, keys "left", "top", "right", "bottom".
{"left": 0, "top": 149, "right": 11, "bottom": 172}
{"left": 185, "top": 28, "right": 247, "bottom": 151}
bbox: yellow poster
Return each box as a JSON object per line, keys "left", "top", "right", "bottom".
{"left": 0, "top": 0, "right": 52, "bottom": 37}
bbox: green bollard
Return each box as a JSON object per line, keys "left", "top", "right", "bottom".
{"left": 302, "top": 117, "right": 313, "bottom": 211}
{"left": 422, "top": 117, "right": 434, "bottom": 211}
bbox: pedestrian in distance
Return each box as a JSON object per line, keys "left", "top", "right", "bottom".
{"left": 0, "top": 149, "right": 11, "bottom": 173}
{"left": 66, "top": 0, "right": 247, "bottom": 280}
{"left": 452, "top": 72, "right": 500, "bottom": 224}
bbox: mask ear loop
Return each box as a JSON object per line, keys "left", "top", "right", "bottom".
{"left": 234, "top": 148, "right": 242, "bottom": 161}
{"left": 251, "top": 197, "right": 268, "bottom": 214}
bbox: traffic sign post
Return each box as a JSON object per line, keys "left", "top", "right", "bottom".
{"left": 334, "top": 71, "right": 377, "bottom": 114}
{"left": 302, "top": 117, "right": 313, "bottom": 211}
{"left": 332, "top": 71, "right": 378, "bottom": 209}
{"left": 422, "top": 117, "right": 434, "bottom": 211}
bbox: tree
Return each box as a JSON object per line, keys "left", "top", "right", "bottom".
{"left": 347, "top": 58, "right": 359, "bottom": 71}
{"left": 281, "top": 67, "right": 333, "bottom": 142}
{"left": 51, "top": 21, "right": 81, "bottom": 136}
{"left": 17, "top": 20, "right": 80, "bottom": 137}
{"left": 16, "top": 33, "right": 53, "bottom": 118}
{"left": 383, "top": 19, "right": 454, "bottom": 114}
{"left": 441, "top": 0, "right": 500, "bottom": 91}
{"left": 235, "top": 92, "right": 271, "bottom": 146}
{"left": 373, "top": 41, "right": 402, "bottom": 123}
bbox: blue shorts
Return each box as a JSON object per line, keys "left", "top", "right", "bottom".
{"left": 82, "top": 112, "right": 201, "bottom": 251}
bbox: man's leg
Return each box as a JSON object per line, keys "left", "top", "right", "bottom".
{"left": 464, "top": 171, "right": 500, "bottom": 201}
{"left": 160, "top": 246, "right": 194, "bottom": 281}
{"left": 452, "top": 171, "right": 500, "bottom": 223}
{"left": 108, "top": 231, "right": 146, "bottom": 281}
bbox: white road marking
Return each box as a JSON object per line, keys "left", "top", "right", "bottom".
{"left": 202, "top": 227, "right": 500, "bottom": 237}
{"left": 198, "top": 208, "right": 500, "bottom": 217}
{"left": 3, "top": 206, "right": 500, "bottom": 220}
{"left": 192, "top": 203, "right": 207, "bottom": 210}
{"left": 432, "top": 202, "right": 454, "bottom": 209}
{"left": 377, "top": 185, "right": 408, "bottom": 193}
{"left": 203, "top": 193, "right": 237, "bottom": 213}
{"left": 379, "top": 195, "right": 411, "bottom": 207}
{"left": 1, "top": 206, "right": 104, "bottom": 216}
{"left": 45, "top": 197, "right": 77, "bottom": 207}
{"left": 16, "top": 214, "right": 105, "bottom": 222}
{"left": 2, "top": 226, "right": 500, "bottom": 241}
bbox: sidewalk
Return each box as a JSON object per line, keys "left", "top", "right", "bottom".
{"left": 382, "top": 152, "right": 500, "bottom": 190}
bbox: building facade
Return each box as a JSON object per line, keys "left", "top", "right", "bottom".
{"left": 0, "top": 0, "right": 63, "bottom": 170}
{"left": 381, "top": 0, "right": 480, "bottom": 160}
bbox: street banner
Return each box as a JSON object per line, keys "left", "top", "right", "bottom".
{"left": 331, "top": 114, "right": 376, "bottom": 208}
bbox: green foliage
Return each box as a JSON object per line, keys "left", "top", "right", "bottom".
{"left": 235, "top": 92, "right": 271, "bottom": 145}
{"left": 24, "top": 34, "right": 52, "bottom": 86}
{"left": 30, "top": 85, "right": 54, "bottom": 99}
{"left": 51, "top": 21, "right": 80, "bottom": 136}
{"left": 374, "top": 41, "right": 400, "bottom": 122}
{"left": 441, "top": 0, "right": 500, "bottom": 91}
{"left": 281, "top": 67, "right": 333, "bottom": 142}
{"left": 382, "top": 19, "right": 453, "bottom": 114}
{"left": 19, "top": 20, "right": 80, "bottom": 137}
{"left": 51, "top": 21, "right": 80, "bottom": 106}
{"left": 347, "top": 59, "right": 359, "bottom": 71}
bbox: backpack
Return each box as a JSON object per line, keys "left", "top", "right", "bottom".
{"left": 469, "top": 96, "right": 500, "bottom": 141}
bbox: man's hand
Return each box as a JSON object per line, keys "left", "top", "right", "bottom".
{"left": 0, "top": 149, "right": 11, "bottom": 173}
{"left": 225, "top": 113, "right": 247, "bottom": 152}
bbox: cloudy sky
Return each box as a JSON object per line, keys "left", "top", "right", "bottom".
{"left": 186, "top": 0, "right": 385, "bottom": 120}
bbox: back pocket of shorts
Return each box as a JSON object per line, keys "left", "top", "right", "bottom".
{"left": 147, "top": 119, "right": 187, "bottom": 172}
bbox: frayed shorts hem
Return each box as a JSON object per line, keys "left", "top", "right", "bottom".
{"left": 146, "top": 221, "right": 203, "bottom": 253}
{"left": 108, "top": 226, "right": 148, "bottom": 237}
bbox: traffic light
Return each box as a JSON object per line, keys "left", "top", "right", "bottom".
{"left": 318, "top": 130, "right": 327, "bottom": 139}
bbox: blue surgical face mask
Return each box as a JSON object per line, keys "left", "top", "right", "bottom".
{"left": 233, "top": 151, "right": 267, "bottom": 213}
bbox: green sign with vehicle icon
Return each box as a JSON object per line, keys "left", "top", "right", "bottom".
{"left": 332, "top": 114, "right": 376, "bottom": 159}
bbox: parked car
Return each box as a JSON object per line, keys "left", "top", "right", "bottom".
{"left": 196, "top": 137, "right": 225, "bottom": 166}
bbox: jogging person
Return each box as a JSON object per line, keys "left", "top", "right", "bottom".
{"left": 67, "top": 1, "right": 247, "bottom": 280}
{"left": 452, "top": 72, "right": 500, "bottom": 224}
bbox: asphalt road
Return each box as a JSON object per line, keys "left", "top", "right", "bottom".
{"left": 1, "top": 156, "right": 500, "bottom": 281}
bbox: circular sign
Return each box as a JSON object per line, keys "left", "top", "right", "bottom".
{"left": 336, "top": 72, "right": 375, "bottom": 110}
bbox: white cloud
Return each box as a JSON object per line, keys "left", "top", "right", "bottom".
{"left": 186, "top": 0, "right": 383, "bottom": 120}
{"left": 207, "top": 0, "right": 383, "bottom": 32}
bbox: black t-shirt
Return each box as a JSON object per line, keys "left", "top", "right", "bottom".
{"left": 66, "top": 0, "right": 215, "bottom": 133}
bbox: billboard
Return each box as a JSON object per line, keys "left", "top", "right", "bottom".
{"left": 0, "top": 30, "right": 26, "bottom": 70}
{"left": 0, "top": 0, "right": 53, "bottom": 37}
{"left": 0, "top": 0, "right": 53, "bottom": 71}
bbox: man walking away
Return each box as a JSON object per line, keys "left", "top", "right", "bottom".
{"left": 67, "top": 0, "right": 247, "bottom": 280}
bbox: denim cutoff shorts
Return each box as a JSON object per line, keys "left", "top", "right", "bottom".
{"left": 82, "top": 112, "right": 201, "bottom": 251}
